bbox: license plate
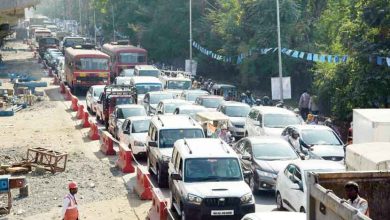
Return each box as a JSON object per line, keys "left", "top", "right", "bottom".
{"left": 211, "top": 210, "right": 234, "bottom": 216}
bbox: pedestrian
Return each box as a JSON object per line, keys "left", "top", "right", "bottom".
{"left": 309, "top": 95, "right": 319, "bottom": 115}
{"left": 344, "top": 181, "right": 369, "bottom": 217}
{"left": 62, "top": 181, "right": 79, "bottom": 220}
{"left": 299, "top": 89, "right": 310, "bottom": 121}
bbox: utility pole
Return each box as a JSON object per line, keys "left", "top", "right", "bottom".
{"left": 276, "top": 0, "right": 283, "bottom": 101}
{"left": 189, "top": 0, "right": 193, "bottom": 74}
{"left": 94, "top": 9, "right": 97, "bottom": 45}
{"left": 111, "top": 1, "right": 116, "bottom": 41}
{"left": 78, "top": 0, "right": 82, "bottom": 35}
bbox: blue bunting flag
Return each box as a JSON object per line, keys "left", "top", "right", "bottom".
{"left": 307, "top": 53, "right": 313, "bottom": 61}
{"left": 299, "top": 52, "right": 305, "bottom": 59}
{"left": 377, "top": 56, "right": 383, "bottom": 65}
{"left": 313, "top": 54, "right": 319, "bottom": 62}
{"left": 327, "top": 55, "right": 332, "bottom": 63}
{"left": 320, "top": 55, "right": 326, "bottom": 63}
{"left": 292, "top": 51, "right": 299, "bottom": 58}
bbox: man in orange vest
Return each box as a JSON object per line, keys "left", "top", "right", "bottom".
{"left": 345, "top": 181, "right": 369, "bottom": 217}
{"left": 62, "top": 181, "right": 79, "bottom": 220}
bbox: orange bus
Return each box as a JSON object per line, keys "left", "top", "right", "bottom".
{"left": 101, "top": 41, "right": 147, "bottom": 78}
{"left": 64, "top": 46, "right": 110, "bottom": 94}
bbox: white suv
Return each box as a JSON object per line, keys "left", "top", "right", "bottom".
{"left": 245, "top": 106, "right": 301, "bottom": 137}
{"left": 146, "top": 115, "right": 205, "bottom": 187}
{"left": 169, "top": 138, "right": 255, "bottom": 220}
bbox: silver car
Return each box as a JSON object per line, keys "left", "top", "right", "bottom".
{"left": 217, "top": 101, "right": 250, "bottom": 138}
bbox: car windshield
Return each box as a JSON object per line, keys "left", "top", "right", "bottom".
{"left": 150, "top": 94, "right": 173, "bottom": 104}
{"left": 63, "top": 38, "right": 84, "bottom": 47}
{"left": 164, "top": 103, "right": 186, "bottom": 113}
{"left": 187, "top": 92, "right": 208, "bottom": 101}
{"left": 93, "top": 87, "right": 104, "bottom": 97}
{"left": 252, "top": 142, "right": 298, "bottom": 160}
{"left": 132, "top": 119, "right": 150, "bottom": 133}
{"left": 120, "top": 69, "right": 134, "bottom": 76}
{"left": 225, "top": 106, "right": 250, "bottom": 117}
{"left": 202, "top": 98, "right": 223, "bottom": 108}
{"left": 159, "top": 129, "right": 204, "bottom": 148}
{"left": 263, "top": 114, "right": 301, "bottom": 128}
{"left": 301, "top": 129, "right": 342, "bottom": 145}
{"left": 77, "top": 58, "right": 108, "bottom": 71}
{"left": 135, "top": 83, "right": 162, "bottom": 94}
{"left": 114, "top": 97, "right": 135, "bottom": 105}
{"left": 184, "top": 158, "right": 242, "bottom": 182}
{"left": 117, "top": 108, "right": 146, "bottom": 119}
{"left": 139, "top": 70, "right": 159, "bottom": 77}
{"left": 167, "top": 80, "right": 191, "bottom": 90}
{"left": 119, "top": 52, "right": 146, "bottom": 63}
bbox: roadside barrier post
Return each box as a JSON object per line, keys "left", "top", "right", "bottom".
{"left": 116, "top": 143, "right": 135, "bottom": 173}
{"left": 99, "top": 131, "right": 116, "bottom": 155}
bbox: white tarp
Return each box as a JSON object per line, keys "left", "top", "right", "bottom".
{"left": 271, "top": 76, "right": 291, "bottom": 100}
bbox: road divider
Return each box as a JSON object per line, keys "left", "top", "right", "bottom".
{"left": 80, "top": 112, "right": 91, "bottom": 128}
{"left": 133, "top": 165, "right": 152, "bottom": 200}
{"left": 70, "top": 95, "right": 78, "bottom": 111}
{"left": 76, "top": 103, "right": 85, "bottom": 119}
{"left": 88, "top": 121, "right": 100, "bottom": 140}
{"left": 53, "top": 74, "right": 60, "bottom": 85}
{"left": 147, "top": 188, "right": 168, "bottom": 220}
{"left": 99, "top": 130, "right": 116, "bottom": 155}
{"left": 115, "top": 142, "right": 135, "bottom": 173}
{"left": 59, "top": 82, "right": 65, "bottom": 94}
{"left": 65, "top": 86, "right": 72, "bottom": 101}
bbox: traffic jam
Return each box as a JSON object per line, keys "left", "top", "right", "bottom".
{"left": 1, "top": 10, "right": 389, "bottom": 220}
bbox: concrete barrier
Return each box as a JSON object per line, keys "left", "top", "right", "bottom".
{"left": 88, "top": 121, "right": 100, "bottom": 140}
{"left": 80, "top": 112, "right": 91, "bottom": 128}
{"left": 70, "top": 96, "right": 79, "bottom": 111}
{"left": 99, "top": 130, "right": 116, "bottom": 155}
{"left": 116, "top": 143, "right": 135, "bottom": 173}
{"left": 147, "top": 188, "right": 168, "bottom": 220}
{"left": 133, "top": 165, "right": 152, "bottom": 200}
{"left": 76, "top": 104, "right": 85, "bottom": 119}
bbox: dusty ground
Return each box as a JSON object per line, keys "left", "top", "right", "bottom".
{"left": 0, "top": 40, "right": 150, "bottom": 220}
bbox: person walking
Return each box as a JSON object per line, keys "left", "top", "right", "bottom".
{"left": 345, "top": 181, "right": 369, "bottom": 217}
{"left": 299, "top": 90, "right": 310, "bottom": 121}
{"left": 309, "top": 95, "right": 319, "bottom": 115}
{"left": 62, "top": 181, "right": 79, "bottom": 220}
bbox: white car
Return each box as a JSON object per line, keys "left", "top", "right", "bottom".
{"left": 242, "top": 212, "right": 306, "bottom": 220}
{"left": 217, "top": 101, "right": 250, "bottom": 138}
{"left": 114, "top": 76, "right": 132, "bottom": 85}
{"left": 173, "top": 104, "right": 209, "bottom": 118}
{"left": 85, "top": 85, "right": 105, "bottom": 114}
{"left": 130, "top": 76, "right": 163, "bottom": 103}
{"left": 118, "top": 116, "right": 151, "bottom": 156}
{"left": 155, "top": 99, "right": 190, "bottom": 115}
{"left": 245, "top": 106, "right": 302, "bottom": 137}
{"left": 275, "top": 160, "right": 345, "bottom": 213}
{"left": 180, "top": 89, "right": 209, "bottom": 103}
{"left": 143, "top": 91, "right": 174, "bottom": 115}
{"left": 194, "top": 95, "right": 225, "bottom": 111}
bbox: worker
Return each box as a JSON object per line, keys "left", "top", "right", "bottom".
{"left": 62, "top": 181, "right": 79, "bottom": 220}
{"left": 345, "top": 181, "right": 369, "bottom": 216}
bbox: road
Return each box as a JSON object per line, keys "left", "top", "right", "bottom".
{"left": 76, "top": 94, "right": 277, "bottom": 218}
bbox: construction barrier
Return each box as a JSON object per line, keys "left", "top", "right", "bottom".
{"left": 88, "top": 121, "right": 100, "bottom": 140}
{"left": 53, "top": 74, "right": 59, "bottom": 85}
{"left": 133, "top": 165, "right": 152, "bottom": 200}
{"left": 59, "top": 82, "right": 65, "bottom": 94}
{"left": 65, "top": 87, "right": 72, "bottom": 101}
{"left": 115, "top": 143, "right": 135, "bottom": 173}
{"left": 99, "top": 131, "right": 116, "bottom": 155}
{"left": 48, "top": 68, "right": 53, "bottom": 77}
{"left": 80, "top": 112, "right": 91, "bottom": 128}
{"left": 76, "top": 103, "right": 85, "bottom": 119}
{"left": 147, "top": 188, "right": 168, "bottom": 220}
{"left": 70, "top": 96, "right": 78, "bottom": 111}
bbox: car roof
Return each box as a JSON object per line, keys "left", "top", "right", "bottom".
{"left": 183, "top": 89, "right": 209, "bottom": 94}
{"left": 151, "top": 115, "right": 202, "bottom": 129}
{"left": 288, "top": 124, "right": 334, "bottom": 132}
{"left": 131, "top": 76, "right": 162, "bottom": 84}
{"left": 251, "top": 106, "right": 295, "bottom": 115}
{"left": 220, "top": 101, "right": 249, "bottom": 107}
{"left": 177, "top": 105, "right": 207, "bottom": 110}
{"left": 196, "top": 111, "right": 229, "bottom": 120}
{"left": 116, "top": 104, "right": 145, "bottom": 109}
{"left": 291, "top": 160, "right": 345, "bottom": 171}
{"left": 245, "top": 136, "right": 291, "bottom": 145}
{"left": 175, "top": 138, "right": 238, "bottom": 159}
{"left": 243, "top": 212, "right": 306, "bottom": 220}
{"left": 160, "top": 99, "right": 188, "bottom": 104}
{"left": 198, "top": 95, "right": 224, "bottom": 99}
{"left": 125, "top": 115, "right": 151, "bottom": 121}
{"left": 147, "top": 91, "right": 174, "bottom": 96}
{"left": 135, "top": 65, "right": 158, "bottom": 70}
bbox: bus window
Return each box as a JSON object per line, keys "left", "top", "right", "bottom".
{"left": 79, "top": 58, "right": 108, "bottom": 71}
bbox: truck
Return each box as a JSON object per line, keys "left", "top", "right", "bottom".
{"left": 352, "top": 109, "right": 390, "bottom": 144}
{"left": 345, "top": 142, "right": 390, "bottom": 171}
{"left": 95, "top": 85, "right": 137, "bottom": 129}
{"left": 306, "top": 171, "right": 390, "bottom": 220}
{"left": 38, "top": 37, "right": 59, "bottom": 58}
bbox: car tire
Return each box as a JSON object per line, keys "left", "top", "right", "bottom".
{"left": 169, "top": 192, "right": 175, "bottom": 212}
{"left": 249, "top": 176, "right": 259, "bottom": 194}
{"left": 180, "top": 205, "right": 187, "bottom": 220}
{"left": 276, "top": 192, "right": 285, "bottom": 210}
{"left": 147, "top": 156, "right": 153, "bottom": 174}
{"left": 96, "top": 114, "right": 101, "bottom": 123}
{"left": 157, "top": 166, "right": 165, "bottom": 188}
{"left": 300, "top": 207, "right": 306, "bottom": 213}
{"left": 87, "top": 105, "right": 91, "bottom": 112}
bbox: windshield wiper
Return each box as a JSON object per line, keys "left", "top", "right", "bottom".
{"left": 200, "top": 176, "right": 221, "bottom": 181}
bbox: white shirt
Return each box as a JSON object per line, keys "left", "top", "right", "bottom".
{"left": 61, "top": 193, "right": 77, "bottom": 219}
{"left": 347, "top": 195, "right": 368, "bottom": 215}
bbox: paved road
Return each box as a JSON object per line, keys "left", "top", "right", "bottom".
{"left": 76, "top": 94, "right": 277, "bottom": 218}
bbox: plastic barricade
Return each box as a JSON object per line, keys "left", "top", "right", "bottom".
{"left": 80, "top": 112, "right": 91, "bottom": 128}
{"left": 99, "top": 131, "right": 116, "bottom": 155}
{"left": 70, "top": 96, "right": 78, "bottom": 111}
{"left": 76, "top": 104, "right": 85, "bottom": 119}
{"left": 147, "top": 188, "right": 168, "bottom": 220}
{"left": 65, "top": 87, "right": 72, "bottom": 101}
{"left": 134, "top": 165, "right": 152, "bottom": 200}
{"left": 88, "top": 121, "right": 100, "bottom": 140}
{"left": 115, "top": 143, "right": 135, "bottom": 174}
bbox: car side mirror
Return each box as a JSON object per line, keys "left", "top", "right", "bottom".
{"left": 243, "top": 170, "right": 253, "bottom": 178}
{"left": 299, "top": 153, "right": 306, "bottom": 160}
{"left": 97, "top": 100, "right": 101, "bottom": 104}
{"left": 171, "top": 173, "right": 182, "bottom": 181}
{"left": 241, "top": 154, "right": 251, "bottom": 161}
{"left": 291, "top": 181, "right": 303, "bottom": 191}
{"left": 123, "top": 130, "right": 130, "bottom": 135}
{"left": 148, "top": 141, "right": 158, "bottom": 147}
{"left": 157, "top": 111, "right": 162, "bottom": 115}
{"left": 290, "top": 175, "right": 299, "bottom": 184}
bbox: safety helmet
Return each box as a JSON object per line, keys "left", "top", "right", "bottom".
{"left": 255, "top": 99, "right": 262, "bottom": 105}
{"left": 246, "top": 90, "right": 251, "bottom": 95}
{"left": 68, "top": 181, "right": 78, "bottom": 189}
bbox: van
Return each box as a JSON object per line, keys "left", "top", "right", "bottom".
{"left": 134, "top": 65, "right": 160, "bottom": 78}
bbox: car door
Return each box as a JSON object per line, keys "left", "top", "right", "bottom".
{"left": 143, "top": 93, "right": 150, "bottom": 111}
{"left": 282, "top": 164, "right": 300, "bottom": 211}
{"left": 291, "top": 167, "right": 304, "bottom": 212}
{"left": 254, "top": 112, "right": 263, "bottom": 136}
{"left": 149, "top": 126, "right": 159, "bottom": 172}
{"left": 86, "top": 87, "right": 92, "bottom": 107}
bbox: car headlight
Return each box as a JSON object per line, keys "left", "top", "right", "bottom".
{"left": 161, "top": 155, "right": 170, "bottom": 162}
{"left": 134, "top": 141, "right": 144, "bottom": 146}
{"left": 187, "top": 193, "right": 202, "bottom": 205}
{"left": 256, "top": 169, "right": 277, "bottom": 179}
{"left": 240, "top": 193, "right": 254, "bottom": 204}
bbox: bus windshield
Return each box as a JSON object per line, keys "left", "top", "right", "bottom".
{"left": 77, "top": 58, "right": 108, "bottom": 71}
{"left": 135, "top": 83, "right": 162, "bottom": 94}
{"left": 119, "top": 52, "right": 146, "bottom": 63}
{"left": 63, "top": 38, "right": 84, "bottom": 47}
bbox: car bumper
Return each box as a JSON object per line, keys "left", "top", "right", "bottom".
{"left": 255, "top": 174, "right": 277, "bottom": 190}
{"left": 132, "top": 144, "right": 146, "bottom": 155}
{"left": 183, "top": 202, "right": 255, "bottom": 220}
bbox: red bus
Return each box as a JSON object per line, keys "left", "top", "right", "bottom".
{"left": 101, "top": 41, "right": 147, "bottom": 78}
{"left": 64, "top": 46, "right": 110, "bottom": 94}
